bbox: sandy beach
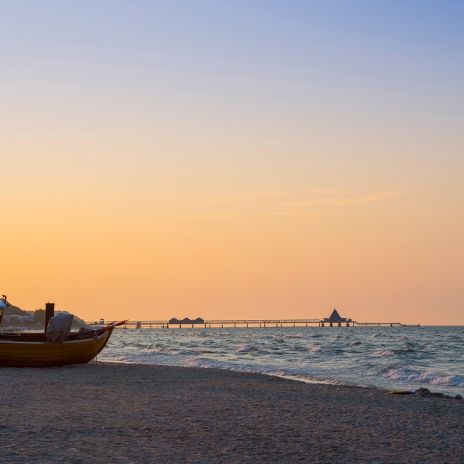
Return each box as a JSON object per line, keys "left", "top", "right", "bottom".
{"left": 0, "top": 362, "right": 462, "bottom": 463}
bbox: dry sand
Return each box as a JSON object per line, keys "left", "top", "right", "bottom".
{"left": 0, "top": 362, "right": 462, "bottom": 463}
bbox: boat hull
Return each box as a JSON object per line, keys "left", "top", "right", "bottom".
{"left": 0, "top": 329, "right": 113, "bottom": 367}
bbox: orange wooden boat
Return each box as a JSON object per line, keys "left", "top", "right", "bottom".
{"left": 0, "top": 296, "right": 123, "bottom": 367}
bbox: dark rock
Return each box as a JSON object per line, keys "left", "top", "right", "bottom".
{"left": 390, "top": 390, "right": 413, "bottom": 395}
{"left": 414, "top": 388, "right": 447, "bottom": 399}
{"left": 415, "top": 388, "right": 431, "bottom": 396}
{"left": 455, "top": 394, "right": 463, "bottom": 400}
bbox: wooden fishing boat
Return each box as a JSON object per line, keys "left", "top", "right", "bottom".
{"left": 0, "top": 296, "right": 123, "bottom": 367}
{"left": 0, "top": 327, "right": 115, "bottom": 367}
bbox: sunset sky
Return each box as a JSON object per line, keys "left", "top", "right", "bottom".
{"left": 1, "top": 1, "right": 463, "bottom": 324}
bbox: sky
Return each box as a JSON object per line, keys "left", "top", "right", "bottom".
{"left": 1, "top": 1, "right": 463, "bottom": 324}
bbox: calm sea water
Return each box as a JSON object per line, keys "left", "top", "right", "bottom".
{"left": 99, "top": 326, "right": 464, "bottom": 396}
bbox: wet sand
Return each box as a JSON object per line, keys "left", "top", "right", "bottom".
{"left": 0, "top": 362, "right": 462, "bottom": 463}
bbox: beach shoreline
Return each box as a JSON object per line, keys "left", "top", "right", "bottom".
{"left": 1, "top": 362, "right": 462, "bottom": 463}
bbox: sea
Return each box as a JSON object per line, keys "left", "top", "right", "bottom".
{"left": 99, "top": 326, "right": 464, "bottom": 396}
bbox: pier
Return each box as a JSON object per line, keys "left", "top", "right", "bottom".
{"left": 87, "top": 309, "right": 407, "bottom": 329}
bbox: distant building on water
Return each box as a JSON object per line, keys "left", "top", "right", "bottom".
{"left": 323, "top": 308, "right": 352, "bottom": 323}
{"left": 169, "top": 317, "right": 205, "bottom": 325}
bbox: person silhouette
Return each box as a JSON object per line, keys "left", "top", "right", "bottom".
{"left": 0, "top": 295, "right": 10, "bottom": 325}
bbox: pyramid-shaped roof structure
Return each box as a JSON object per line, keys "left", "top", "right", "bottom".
{"left": 328, "top": 308, "right": 343, "bottom": 322}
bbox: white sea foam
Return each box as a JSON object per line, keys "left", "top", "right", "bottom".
{"left": 385, "top": 369, "right": 464, "bottom": 387}
{"left": 308, "top": 345, "right": 322, "bottom": 353}
{"left": 236, "top": 343, "right": 261, "bottom": 353}
{"left": 374, "top": 349, "right": 395, "bottom": 357}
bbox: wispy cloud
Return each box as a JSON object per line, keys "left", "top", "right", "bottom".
{"left": 185, "top": 189, "right": 408, "bottom": 217}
